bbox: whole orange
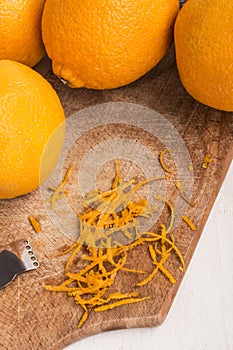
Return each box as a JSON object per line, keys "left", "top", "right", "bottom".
{"left": 0, "top": 0, "right": 46, "bottom": 67}
{"left": 0, "top": 60, "right": 65, "bottom": 199}
{"left": 175, "top": 0, "right": 233, "bottom": 111}
{"left": 42, "top": 0, "right": 179, "bottom": 89}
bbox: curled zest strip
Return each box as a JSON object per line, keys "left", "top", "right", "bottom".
{"left": 78, "top": 309, "right": 88, "bottom": 328}
{"left": 137, "top": 225, "right": 181, "bottom": 287}
{"left": 175, "top": 181, "right": 195, "bottom": 207}
{"left": 137, "top": 253, "right": 172, "bottom": 287}
{"left": 142, "top": 231, "right": 185, "bottom": 271}
{"left": 154, "top": 196, "right": 174, "bottom": 234}
{"left": 159, "top": 149, "right": 173, "bottom": 175}
{"left": 94, "top": 297, "right": 150, "bottom": 312}
{"left": 65, "top": 243, "right": 82, "bottom": 272}
{"left": 54, "top": 241, "right": 82, "bottom": 258}
{"left": 43, "top": 164, "right": 73, "bottom": 210}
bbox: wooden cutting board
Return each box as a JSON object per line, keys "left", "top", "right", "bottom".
{"left": 1, "top": 48, "right": 233, "bottom": 350}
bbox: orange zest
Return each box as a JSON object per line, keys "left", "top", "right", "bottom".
{"left": 94, "top": 297, "right": 150, "bottom": 312}
{"left": 175, "top": 180, "right": 195, "bottom": 207}
{"left": 182, "top": 215, "right": 196, "bottom": 231}
{"left": 202, "top": 153, "right": 212, "bottom": 169}
{"left": 137, "top": 224, "right": 182, "bottom": 286}
{"left": 43, "top": 164, "right": 73, "bottom": 209}
{"left": 159, "top": 149, "right": 173, "bottom": 175}
{"left": 154, "top": 196, "right": 174, "bottom": 234}
{"left": 45, "top": 160, "right": 185, "bottom": 328}
{"left": 29, "top": 215, "right": 41, "bottom": 233}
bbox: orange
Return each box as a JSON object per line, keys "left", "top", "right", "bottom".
{"left": 0, "top": 60, "right": 65, "bottom": 199}
{"left": 0, "top": 0, "right": 46, "bottom": 67}
{"left": 42, "top": 0, "right": 179, "bottom": 89}
{"left": 174, "top": 0, "right": 233, "bottom": 112}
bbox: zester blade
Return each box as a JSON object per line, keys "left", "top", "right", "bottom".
{"left": 0, "top": 239, "right": 39, "bottom": 289}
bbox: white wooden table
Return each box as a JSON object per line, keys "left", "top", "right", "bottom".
{"left": 65, "top": 161, "right": 233, "bottom": 350}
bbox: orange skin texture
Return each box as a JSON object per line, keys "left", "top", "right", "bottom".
{"left": 175, "top": 0, "right": 233, "bottom": 112}
{"left": 42, "top": 0, "right": 179, "bottom": 89}
{"left": 0, "top": 60, "right": 65, "bottom": 199}
{"left": 0, "top": 0, "right": 46, "bottom": 67}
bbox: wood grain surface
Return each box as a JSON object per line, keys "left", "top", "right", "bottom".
{"left": 0, "top": 48, "right": 233, "bottom": 350}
